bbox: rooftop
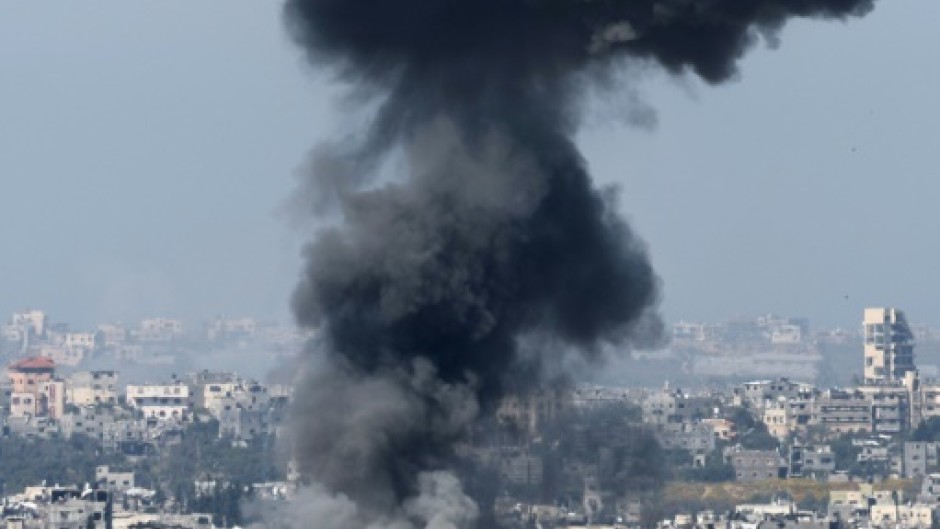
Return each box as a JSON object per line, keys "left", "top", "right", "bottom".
{"left": 9, "top": 356, "right": 55, "bottom": 372}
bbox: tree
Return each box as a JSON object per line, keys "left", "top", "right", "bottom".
{"left": 912, "top": 417, "right": 940, "bottom": 442}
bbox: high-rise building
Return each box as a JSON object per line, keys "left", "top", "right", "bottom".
{"left": 864, "top": 307, "right": 916, "bottom": 384}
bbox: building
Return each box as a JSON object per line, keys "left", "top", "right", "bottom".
{"left": 60, "top": 406, "right": 118, "bottom": 441}
{"left": 656, "top": 422, "right": 716, "bottom": 452}
{"left": 917, "top": 473, "right": 940, "bottom": 504}
{"left": 495, "top": 389, "right": 570, "bottom": 435}
{"left": 762, "top": 404, "right": 791, "bottom": 439}
{"left": 201, "top": 378, "right": 275, "bottom": 443}
{"left": 125, "top": 383, "right": 191, "bottom": 421}
{"left": 68, "top": 370, "right": 119, "bottom": 407}
{"left": 96, "top": 465, "right": 135, "bottom": 491}
{"left": 729, "top": 448, "right": 786, "bottom": 482}
{"left": 6, "top": 356, "right": 63, "bottom": 419}
{"left": 736, "top": 378, "right": 816, "bottom": 410}
{"left": 789, "top": 443, "right": 835, "bottom": 479}
{"left": 136, "top": 318, "right": 184, "bottom": 342}
{"left": 864, "top": 307, "right": 916, "bottom": 384}
{"left": 40, "top": 379, "right": 66, "bottom": 419}
{"left": 811, "top": 389, "right": 872, "bottom": 435}
{"left": 499, "top": 451, "right": 544, "bottom": 487}
{"left": 702, "top": 418, "right": 735, "bottom": 441}
{"left": 903, "top": 442, "right": 940, "bottom": 478}
{"left": 8, "top": 356, "right": 54, "bottom": 394}
{"left": 641, "top": 388, "right": 717, "bottom": 425}
{"left": 5, "top": 309, "right": 47, "bottom": 343}
{"left": 96, "top": 323, "right": 128, "bottom": 348}
{"left": 870, "top": 503, "right": 933, "bottom": 529}
{"left": 206, "top": 317, "right": 256, "bottom": 342}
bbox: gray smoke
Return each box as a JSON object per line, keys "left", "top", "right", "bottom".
{"left": 280, "top": 0, "right": 876, "bottom": 527}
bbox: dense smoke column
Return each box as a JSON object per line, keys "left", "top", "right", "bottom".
{"left": 283, "top": 0, "right": 874, "bottom": 526}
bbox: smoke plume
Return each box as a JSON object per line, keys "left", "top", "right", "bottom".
{"left": 283, "top": 0, "right": 874, "bottom": 527}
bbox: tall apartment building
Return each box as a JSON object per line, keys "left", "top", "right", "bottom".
{"left": 864, "top": 307, "right": 916, "bottom": 384}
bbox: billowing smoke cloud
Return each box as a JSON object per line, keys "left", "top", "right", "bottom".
{"left": 283, "top": 0, "right": 874, "bottom": 527}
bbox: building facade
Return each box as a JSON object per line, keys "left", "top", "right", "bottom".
{"left": 864, "top": 307, "right": 915, "bottom": 384}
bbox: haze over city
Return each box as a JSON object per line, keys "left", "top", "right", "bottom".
{"left": 4, "top": 3, "right": 940, "bottom": 529}
{"left": 2, "top": 1, "right": 937, "bottom": 330}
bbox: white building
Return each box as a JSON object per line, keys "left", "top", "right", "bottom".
{"left": 11, "top": 309, "right": 47, "bottom": 337}
{"left": 38, "top": 344, "right": 85, "bottom": 367}
{"left": 864, "top": 307, "right": 916, "bottom": 384}
{"left": 65, "top": 332, "right": 96, "bottom": 351}
{"left": 207, "top": 317, "right": 257, "bottom": 342}
{"left": 96, "top": 323, "right": 127, "bottom": 348}
{"left": 136, "top": 318, "right": 184, "bottom": 342}
{"left": 126, "top": 382, "right": 191, "bottom": 421}
{"left": 96, "top": 465, "right": 135, "bottom": 491}
{"left": 870, "top": 503, "right": 933, "bottom": 528}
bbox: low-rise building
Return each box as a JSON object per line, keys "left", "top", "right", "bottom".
{"left": 788, "top": 443, "right": 835, "bottom": 479}
{"left": 729, "top": 448, "right": 786, "bottom": 482}
{"left": 96, "top": 465, "right": 135, "bottom": 491}
{"left": 869, "top": 503, "right": 932, "bottom": 528}
{"left": 6, "top": 357, "right": 64, "bottom": 419}
{"left": 125, "top": 383, "right": 191, "bottom": 421}
{"left": 811, "top": 390, "right": 872, "bottom": 435}
{"left": 136, "top": 318, "right": 184, "bottom": 343}
{"left": 68, "top": 370, "right": 119, "bottom": 407}
{"left": 903, "top": 441, "right": 940, "bottom": 478}
{"left": 642, "top": 388, "right": 716, "bottom": 426}
{"left": 657, "top": 422, "right": 716, "bottom": 452}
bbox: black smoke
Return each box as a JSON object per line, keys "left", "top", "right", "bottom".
{"left": 283, "top": 0, "right": 874, "bottom": 527}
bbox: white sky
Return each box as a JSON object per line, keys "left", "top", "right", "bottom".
{"left": 1, "top": 1, "right": 937, "bottom": 329}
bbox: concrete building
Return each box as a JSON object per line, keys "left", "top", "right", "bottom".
{"left": 499, "top": 452, "right": 544, "bottom": 487}
{"left": 6, "top": 309, "right": 47, "bottom": 342}
{"left": 702, "top": 418, "right": 735, "bottom": 441}
{"left": 762, "top": 404, "right": 791, "bottom": 439}
{"left": 46, "top": 494, "right": 110, "bottom": 529}
{"left": 125, "top": 383, "right": 191, "bottom": 421}
{"left": 811, "top": 389, "right": 872, "bottom": 435}
{"left": 864, "top": 308, "right": 916, "bottom": 384}
{"left": 495, "top": 389, "right": 570, "bottom": 435}
{"left": 729, "top": 448, "right": 786, "bottom": 482}
{"left": 870, "top": 503, "right": 933, "bottom": 529}
{"left": 657, "top": 422, "right": 716, "bottom": 452}
{"left": 60, "top": 406, "right": 118, "bottom": 441}
{"left": 65, "top": 332, "right": 96, "bottom": 352}
{"left": 40, "top": 379, "right": 65, "bottom": 419}
{"left": 737, "top": 378, "right": 816, "bottom": 410}
{"left": 96, "top": 465, "right": 135, "bottom": 491}
{"left": 37, "top": 343, "right": 86, "bottom": 366}
{"left": 789, "top": 443, "right": 835, "bottom": 479}
{"left": 206, "top": 317, "right": 256, "bottom": 342}
{"left": 903, "top": 442, "right": 940, "bottom": 478}
{"left": 136, "top": 318, "right": 184, "bottom": 342}
{"left": 6, "top": 357, "right": 63, "bottom": 419}
{"left": 641, "top": 388, "right": 717, "bottom": 425}
{"left": 96, "top": 323, "right": 128, "bottom": 348}
{"left": 187, "top": 370, "right": 238, "bottom": 409}
{"left": 68, "top": 370, "right": 119, "bottom": 407}
{"left": 8, "top": 356, "right": 54, "bottom": 394}
{"left": 917, "top": 473, "right": 940, "bottom": 504}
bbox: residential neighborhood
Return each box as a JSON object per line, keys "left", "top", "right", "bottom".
{"left": 4, "top": 307, "right": 940, "bottom": 528}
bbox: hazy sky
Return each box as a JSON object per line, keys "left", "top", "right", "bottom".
{"left": 1, "top": 1, "right": 937, "bottom": 330}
